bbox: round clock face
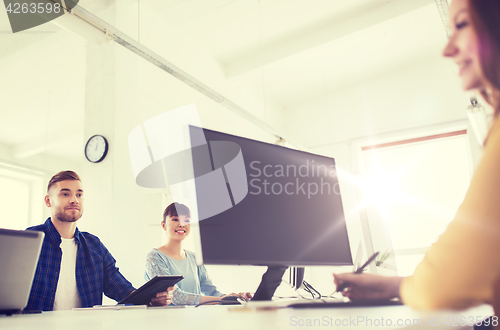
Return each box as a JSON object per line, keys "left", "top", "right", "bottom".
{"left": 85, "top": 135, "right": 108, "bottom": 163}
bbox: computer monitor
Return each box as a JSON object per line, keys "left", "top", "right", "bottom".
{"left": 189, "top": 126, "right": 353, "bottom": 299}
{"left": 0, "top": 228, "right": 44, "bottom": 314}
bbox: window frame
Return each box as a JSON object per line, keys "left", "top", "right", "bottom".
{"left": 349, "top": 119, "right": 478, "bottom": 275}
{"left": 0, "top": 160, "right": 47, "bottom": 229}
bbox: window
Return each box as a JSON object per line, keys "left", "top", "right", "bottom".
{"left": 358, "top": 130, "right": 472, "bottom": 276}
{"left": 0, "top": 176, "right": 30, "bottom": 229}
{"left": 0, "top": 163, "right": 45, "bottom": 230}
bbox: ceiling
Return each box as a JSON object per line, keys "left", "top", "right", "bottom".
{"left": 0, "top": 0, "right": 449, "bottom": 165}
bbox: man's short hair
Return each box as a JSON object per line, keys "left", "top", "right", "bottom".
{"left": 47, "top": 170, "right": 81, "bottom": 193}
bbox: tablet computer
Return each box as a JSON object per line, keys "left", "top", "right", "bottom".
{"left": 118, "top": 275, "right": 184, "bottom": 305}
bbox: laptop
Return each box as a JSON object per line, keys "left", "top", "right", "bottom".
{"left": 0, "top": 228, "right": 44, "bottom": 314}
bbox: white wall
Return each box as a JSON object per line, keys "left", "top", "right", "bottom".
{"left": 0, "top": 1, "right": 290, "bottom": 298}
{"left": 67, "top": 2, "right": 292, "bottom": 295}
{"left": 0, "top": 145, "right": 82, "bottom": 229}
{"left": 282, "top": 55, "right": 484, "bottom": 290}
{"left": 1, "top": 1, "right": 486, "bottom": 300}
{"left": 286, "top": 56, "right": 470, "bottom": 148}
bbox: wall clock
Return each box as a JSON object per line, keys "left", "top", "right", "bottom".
{"left": 84, "top": 135, "right": 109, "bottom": 163}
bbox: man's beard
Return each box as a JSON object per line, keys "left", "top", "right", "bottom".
{"left": 55, "top": 209, "right": 82, "bottom": 222}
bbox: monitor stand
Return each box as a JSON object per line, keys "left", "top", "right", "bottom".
{"left": 252, "top": 266, "right": 288, "bottom": 300}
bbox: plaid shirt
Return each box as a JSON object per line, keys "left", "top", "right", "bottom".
{"left": 25, "top": 218, "right": 135, "bottom": 311}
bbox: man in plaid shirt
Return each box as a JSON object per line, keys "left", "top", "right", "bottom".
{"left": 25, "top": 170, "right": 174, "bottom": 311}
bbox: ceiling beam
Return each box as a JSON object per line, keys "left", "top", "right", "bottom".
{"left": 0, "top": 140, "right": 12, "bottom": 159}
{"left": 0, "top": 32, "right": 59, "bottom": 71}
{"left": 224, "top": 0, "right": 434, "bottom": 78}
{"left": 60, "top": 0, "right": 307, "bottom": 150}
{"left": 12, "top": 123, "right": 83, "bottom": 159}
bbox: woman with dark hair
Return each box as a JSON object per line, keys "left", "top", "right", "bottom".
{"left": 144, "top": 202, "right": 251, "bottom": 305}
{"left": 334, "top": 0, "right": 500, "bottom": 313}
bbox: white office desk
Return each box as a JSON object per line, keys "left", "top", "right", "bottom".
{"left": 0, "top": 303, "right": 494, "bottom": 330}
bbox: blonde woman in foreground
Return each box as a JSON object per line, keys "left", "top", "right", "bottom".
{"left": 334, "top": 0, "right": 500, "bottom": 315}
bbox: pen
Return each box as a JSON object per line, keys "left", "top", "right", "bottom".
{"left": 335, "top": 251, "right": 379, "bottom": 293}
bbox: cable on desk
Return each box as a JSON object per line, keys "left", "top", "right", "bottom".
{"left": 303, "top": 284, "right": 315, "bottom": 298}
{"left": 195, "top": 300, "right": 221, "bottom": 307}
{"left": 302, "top": 281, "right": 321, "bottom": 299}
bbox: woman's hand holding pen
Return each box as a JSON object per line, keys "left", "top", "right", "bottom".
{"left": 333, "top": 273, "right": 403, "bottom": 301}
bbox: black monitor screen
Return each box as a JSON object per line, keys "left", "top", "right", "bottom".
{"left": 189, "top": 126, "right": 352, "bottom": 266}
